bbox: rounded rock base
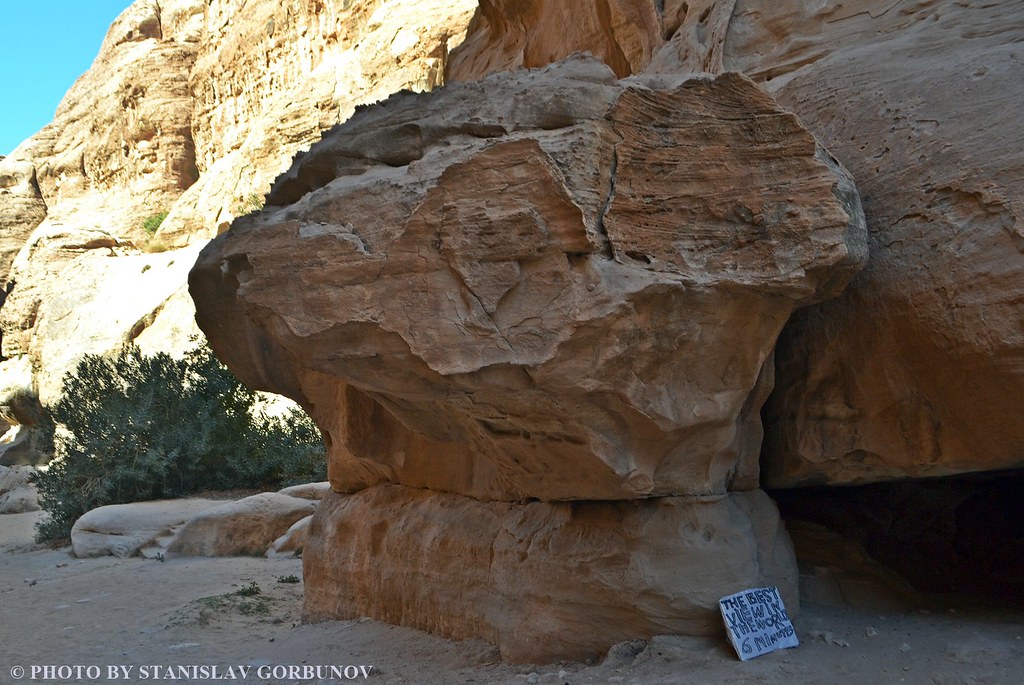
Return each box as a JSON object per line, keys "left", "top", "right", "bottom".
{"left": 303, "top": 484, "right": 797, "bottom": 663}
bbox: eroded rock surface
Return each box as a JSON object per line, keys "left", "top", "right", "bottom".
{"left": 0, "top": 156, "right": 46, "bottom": 279}
{"left": 192, "top": 58, "right": 865, "bottom": 502}
{"left": 448, "top": 0, "right": 1024, "bottom": 486}
{"left": 70, "top": 498, "right": 223, "bottom": 558}
{"left": 0, "top": 0, "right": 477, "bottom": 428}
{"left": 647, "top": 0, "right": 1024, "bottom": 487}
{"left": 446, "top": 0, "right": 664, "bottom": 81}
{"left": 266, "top": 514, "right": 312, "bottom": 558}
{"left": 26, "top": 244, "right": 205, "bottom": 404}
{"left": 167, "top": 493, "right": 316, "bottom": 557}
{"left": 0, "top": 356, "right": 49, "bottom": 466}
{"left": 0, "top": 465, "right": 39, "bottom": 514}
{"left": 304, "top": 486, "right": 797, "bottom": 662}
{"left": 191, "top": 56, "right": 864, "bottom": 660}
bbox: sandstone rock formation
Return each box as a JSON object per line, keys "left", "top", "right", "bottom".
{"left": 70, "top": 498, "right": 223, "bottom": 558}
{"left": 0, "top": 156, "right": 46, "bottom": 279}
{"left": 446, "top": 0, "right": 1024, "bottom": 486}
{"left": 71, "top": 491, "right": 325, "bottom": 559}
{"left": 305, "top": 486, "right": 795, "bottom": 662}
{"left": 0, "top": 0, "right": 477, "bottom": 421}
{"left": 723, "top": 1, "right": 1024, "bottom": 487}
{"left": 0, "top": 356, "right": 49, "bottom": 466}
{"left": 265, "top": 514, "right": 312, "bottom": 558}
{"left": 168, "top": 492, "right": 317, "bottom": 557}
{"left": 191, "top": 57, "right": 866, "bottom": 659}
{"left": 277, "top": 481, "right": 331, "bottom": 501}
{"left": 0, "top": 465, "right": 39, "bottom": 514}
{"left": 24, "top": 244, "right": 204, "bottom": 404}
{"left": 446, "top": 0, "right": 665, "bottom": 81}
{"left": 159, "top": 0, "right": 478, "bottom": 246}
{"left": 193, "top": 58, "right": 866, "bottom": 501}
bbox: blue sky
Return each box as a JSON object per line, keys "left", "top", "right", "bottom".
{"left": 0, "top": 2, "right": 132, "bottom": 156}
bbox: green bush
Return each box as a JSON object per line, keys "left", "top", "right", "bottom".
{"left": 32, "top": 343, "right": 326, "bottom": 542}
{"left": 142, "top": 211, "right": 168, "bottom": 235}
{"left": 235, "top": 193, "right": 264, "bottom": 216}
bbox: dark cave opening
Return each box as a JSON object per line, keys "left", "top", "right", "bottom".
{"left": 769, "top": 470, "right": 1024, "bottom": 606}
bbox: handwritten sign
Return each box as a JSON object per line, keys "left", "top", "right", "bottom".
{"left": 719, "top": 586, "right": 799, "bottom": 660}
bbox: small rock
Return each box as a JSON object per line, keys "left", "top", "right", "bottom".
{"left": 899, "top": 643, "right": 912, "bottom": 653}
{"left": 526, "top": 673, "right": 539, "bottom": 685}
{"left": 865, "top": 626, "right": 878, "bottom": 637}
{"left": 604, "top": 638, "right": 647, "bottom": 668}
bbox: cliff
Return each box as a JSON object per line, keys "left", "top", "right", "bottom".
{"left": 0, "top": 0, "right": 477, "bottom": 415}
{"left": 447, "top": 0, "right": 1024, "bottom": 487}
{"left": 1, "top": 0, "right": 1021, "bottom": 663}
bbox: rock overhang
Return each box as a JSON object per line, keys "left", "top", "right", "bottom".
{"left": 191, "top": 56, "right": 866, "bottom": 502}
{"left": 189, "top": 55, "right": 866, "bottom": 662}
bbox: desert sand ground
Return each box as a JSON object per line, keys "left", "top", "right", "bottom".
{"left": 2, "top": 510, "right": 1022, "bottom": 685}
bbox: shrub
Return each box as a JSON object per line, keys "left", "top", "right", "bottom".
{"left": 235, "top": 193, "right": 264, "bottom": 216}
{"left": 142, "top": 211, "right": 169, "bottom": 235}
{"left": 141, "top": 238, "right": 170, "bottom": 254}
{"left": 32, "top": 343, "right": 326, "bottom": 542}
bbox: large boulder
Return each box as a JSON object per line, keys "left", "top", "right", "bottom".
{"left": 167, "top": 492, "right": 317, "bottom": 557}
{"left": 277, "top": 481, "right": 331, "bottom": 501}
{"left": 190, "top": 56, "right": 865, "bottom": 661}
{"left": 70, "top": 498, "right": 223, "bottom": 558}
{"left": 191, "top": 57, "right": 866, "bottom": 502}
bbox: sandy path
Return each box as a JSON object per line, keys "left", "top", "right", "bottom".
{"left": 2, "top": 511, "right": 1022, "bottom": 684}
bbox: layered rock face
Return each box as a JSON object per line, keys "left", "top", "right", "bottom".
{"left": 446, "top": 0, "right": 665, "bottom": 80}
{"left": 305, "top": 486, "right": 795, "bottom": 663}
{"left": 160, "top": 0, "right": 477, "bottom": 245}
{"left": 448, "top": 1, "right": 1024, "bottom": 487}
{"left": 191, "top": 57, "right": 866, "bottom": 659}
{"left": 721, "top": 1, "right": 1024, "bottom": 486}
{"left": 0, "top": 156, "right": 46, "bottom": 279}
{"left": 193, "top": 60, "right": 866, "bottom": 502}
{"left": 0, "top": 0, "right": 476, "bottom": 410}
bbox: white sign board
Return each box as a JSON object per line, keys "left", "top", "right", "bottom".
{"left": 719, "top": 586, "right": 799, "bottom": 660}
